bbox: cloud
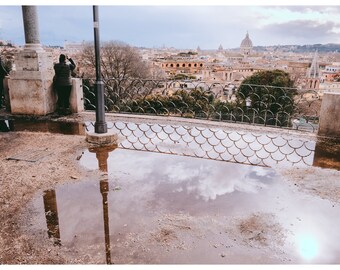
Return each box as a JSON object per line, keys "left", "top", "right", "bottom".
{"left": 261, "top": 20, "right": 340, "bottom": 44}
{"left": 163, "top": 161, "right": 269, "bottom": 201}
{"left": 261, "top": 6, "right": 340, "bottom": 14}
{"left": 277, "top": 6, "right": 340, "bottom": 14}
{"left": 1, "top": 5, "right": 340, "bottom": 48}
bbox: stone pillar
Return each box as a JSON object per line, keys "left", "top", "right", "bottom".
{"left": 318, "top": 92, "right": 340, "bottom": 139}
{"left": 22, "top": 6, "right": 42, "bottom": 51}
{"left": 8, "top": 6, "right": 55, "bottom": 115}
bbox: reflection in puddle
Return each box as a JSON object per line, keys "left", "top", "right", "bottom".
{"left": 43, "top": 190, "right": 61, "bottom": 246}
{"left": 89, "top": 144, "right": 117, "bottom": 265}
{"left": 313, "top": 139, "right": 340, "bottom": 170}
{"left": 0, "top": 120, "right": 10, "bottom": 132}
{"left": 100, "top": 178, "right": 111, "bottom": 265}
{"left": 7, "top": 119, "right": 85, "bottom": 135}
{"left": 30, "top": 148, "right": 340, "bottom": 264}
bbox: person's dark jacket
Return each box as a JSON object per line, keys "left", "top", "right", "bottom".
{"left": 53, "top": 58, "right": 76, "bottom": 86}
{"left": 0, "top": 58, "right": 8, "bottom": 79}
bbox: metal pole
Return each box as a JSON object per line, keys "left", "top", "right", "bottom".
{"left": 93, "top": 6, "right": 107, "bottom": 133}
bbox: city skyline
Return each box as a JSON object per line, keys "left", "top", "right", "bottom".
{"left": 0, "top": 5, "right": 340, "bottom": 49}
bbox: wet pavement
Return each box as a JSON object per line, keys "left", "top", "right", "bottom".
{"left": 0, "top": 119, "right": 85, "bottom": 135}
{"left": 27, "top": 147, "right": 340, "bottom": 264}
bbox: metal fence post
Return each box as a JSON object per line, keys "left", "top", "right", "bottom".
{"left": 93, "top": 5, "right": 107, "bottom": 133}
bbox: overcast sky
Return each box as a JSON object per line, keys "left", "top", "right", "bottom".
{"left": 0, "top": 4, "right": 339, "bottom": 49}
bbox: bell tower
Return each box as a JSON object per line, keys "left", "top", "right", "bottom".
{"left": 306, "top": 50, "right": 320, "bottom": 89}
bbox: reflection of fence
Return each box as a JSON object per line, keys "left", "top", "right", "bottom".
{"left": 83, "top": 78, "right": 321, "bottom": 131}
{"left": 85, "top": 121, "right": 316, "bottom": 168}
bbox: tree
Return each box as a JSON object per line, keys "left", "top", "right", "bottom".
{"left": 240, "top": 69, "right": 294, "bottom": 89}
{"left": 80, "top": 41, "right": 150, "bottom": 80}
{"left": 172, "top": 74, "right": 196, "bottom": 80}
{"left": 79, "top": 41, "right": 151, "bottom": 109}
{"left": 237, "top": 70, "right": 297, "bottom": 126}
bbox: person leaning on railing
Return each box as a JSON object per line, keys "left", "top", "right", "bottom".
{"left": 53, "top": 54, "right": 76, "bottom": 115}
{"left": 0, "top": 56, "right": 9, "bottom": 108}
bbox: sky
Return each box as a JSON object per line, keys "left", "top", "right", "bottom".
{"left": 0, "top": 1, "right": 340, "bottom": 50}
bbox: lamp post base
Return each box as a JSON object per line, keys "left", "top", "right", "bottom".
{"left": 86, "top": 129, "right": 118, "bottom": 146}
{"left": 95, "top": 121, "right": 107, "bottom": 134}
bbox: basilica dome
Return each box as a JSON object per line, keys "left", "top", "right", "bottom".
{"left": 240, "top": 32, "right": 253, "bottom": 48}
{"left": 240, "top": 32, "right": 253, "bottom": 56}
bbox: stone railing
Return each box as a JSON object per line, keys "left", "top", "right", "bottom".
{"left": 84, "top": 120, "right": 316, "bottom": 168}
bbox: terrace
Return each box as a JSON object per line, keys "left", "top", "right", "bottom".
{"left": 1, "top": 6, "right": 340, "bottom": 265}
{"left": 1, "top": 91, "right": 340, "bottom": 263}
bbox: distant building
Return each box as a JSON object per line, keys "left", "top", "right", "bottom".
{"left": 286, "top": 61, "right": 310, "bottom": 84}
{"left": 64, "top": 41, "right": 85, "bottom": 54}
{"left": 156, "top": 60, "right": 205, "bottom": 76}
{"left": 319, "top": 81, "right": 340, "bottom": 93}
{"left": 306, "top": 51, "right": 320, "bottom": 89}
{"left": 322, "top": 64, "right": 340, "bottom": 82}
{"left": 240, "top": 32, "right": 253, "bottom": 57}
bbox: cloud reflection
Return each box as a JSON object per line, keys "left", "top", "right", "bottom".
{"left": 164, "top": 161, "right": 269, "bottom": 201}
{"left": 81, "top": 149, "right": 272, "bottom": 203}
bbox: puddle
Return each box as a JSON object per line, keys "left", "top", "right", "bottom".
{"left": 313, "top": 139, "right": 340, "bottom": 170}
{"left": 27, "top": 147, "right": 340, "bottom": 264}
{"left": 1, "top": 119, "right": 85, "bottom": 135}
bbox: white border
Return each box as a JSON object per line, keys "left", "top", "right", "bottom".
{"left": 1, "top": 0, "right": 340, "bottom": 6}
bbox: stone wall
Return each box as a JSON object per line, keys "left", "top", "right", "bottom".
{"left": 318, "top": 92, "right": 340, "bottom": 139}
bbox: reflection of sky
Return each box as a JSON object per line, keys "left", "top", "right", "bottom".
{"left": 163, "top": 162, "right": 269, "bottom": 201}
{"left": 33, "top": 148, "right": 340, "bottom": 263}
{"left": 81, "top": 149, "right": 272, "bottom": 203}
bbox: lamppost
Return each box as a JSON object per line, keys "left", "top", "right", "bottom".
{"left": 246, "top": 97, "right": 252, "bottom": 108}
{"left": 93, "top": 6, "right": 107, "bottom": 134}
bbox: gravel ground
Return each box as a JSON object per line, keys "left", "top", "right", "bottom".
{"left": 0, "top": 132, "right": 91, "bottom": 263}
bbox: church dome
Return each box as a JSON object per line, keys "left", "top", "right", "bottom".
{"left": 240, "top": 32, "right": 253, "bottom": 48}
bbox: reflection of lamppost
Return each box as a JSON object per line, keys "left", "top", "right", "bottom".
{"left": 43, "top": 189, "right": 61, "bottom": 246}
{"left": 89, "top": 144, "right": 117, "bottom": 264}
{"left": 89, "top": 145, "right": 117, "bottom": 172}
{"left": 100, "top": 177, "right": 111, "bottom": 264}
{"left": 93, "top": 6, "right": 107, "bottom": 134}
